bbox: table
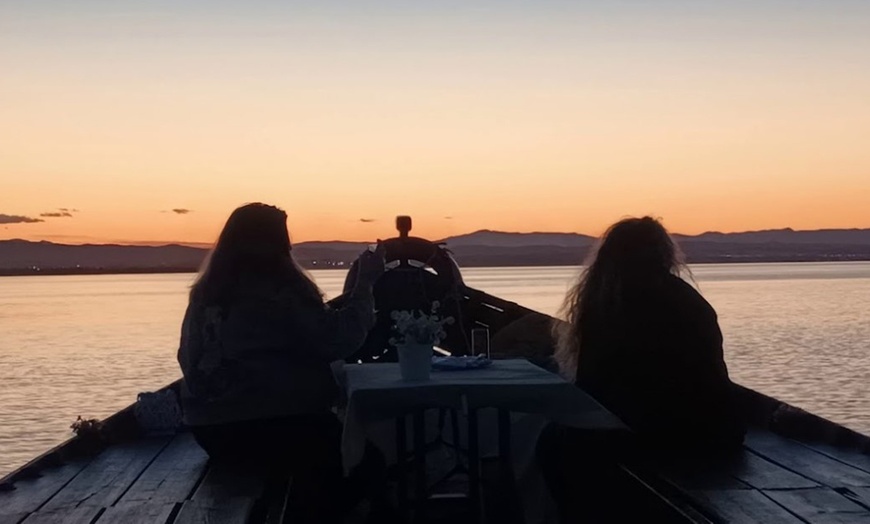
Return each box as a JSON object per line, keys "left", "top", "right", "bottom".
{"left": 339, "top": 359, "right": 625, "bottom": 520}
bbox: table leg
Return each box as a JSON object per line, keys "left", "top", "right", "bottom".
{"left": 413, "top": 409, "right": 427, "bottom": 522}
{"left": 451, "top": 408, "right": 464, "bottom": 476}
{"left": 467, "top": 407, "right": 480, "bottom": 521}
{"left": 497, "top": 408, "right": 515, "bottom": 511}
{"left": 396, "top": 415, "right": 408, "bottom": 517}
{"left": 497, "top": 409, "right": 512, "bottom": 462}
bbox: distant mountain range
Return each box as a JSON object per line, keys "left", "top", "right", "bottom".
{"left": 2, "top": 228, "right": 870, "bottom": 275}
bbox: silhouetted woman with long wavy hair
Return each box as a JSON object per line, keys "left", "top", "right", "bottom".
{"left": 539, "top": 216, "right": 744, "bottom": 522}
{"left": 178, "top": 203, "right": 385, "bottom": 523}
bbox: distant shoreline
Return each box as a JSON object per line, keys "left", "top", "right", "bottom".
{"left": 0, "top": 267, "right": 200, "bottom": 277}
{"left": 2, "top": 256, "right": 870, "bottom": 277}
{"left": 4, "top": 230, "right": 870, "bottom": 277}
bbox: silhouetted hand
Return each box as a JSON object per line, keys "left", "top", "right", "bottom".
{"left": 356, "top": 242, "right": 386, "bottom": 288}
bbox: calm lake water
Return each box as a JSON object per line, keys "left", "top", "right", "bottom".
{"left": 1, "top": 263, "right": 869, "bottom": 476}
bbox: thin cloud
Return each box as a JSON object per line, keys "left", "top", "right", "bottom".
{"left": 171, "top": 208, "right": 192, "bottom": 215}
{"left": 359, "top": 218, "right": 376, "bottom": 223}
{"left": 58, "top": 208, "right": 80, "bottom": 213}
{"left": 0, "top": 214, "right": 44, "bottom": 224}
{"left": 444, "top": 216, "right": 454, "bottom": 220}
{"left": 40, "top": 211, "right": 74, "bottom": 218}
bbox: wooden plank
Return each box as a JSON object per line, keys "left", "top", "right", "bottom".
{"left": 20, "top": 507, "right": 102, "bottom": 524}
{"left": 94, "top": 503, "right": 175, "bottom": 524}
{"left": 174, "top": 498, "right": 256, "bottom": 524}
{"left": 746, "top": 431, "right": 870, "bottom": 488}
{"left": 117, "top": 433, "right": 208, "bottom": 505}
{"left": 662, "top": 452, "right": 818, "bottom": 491}
{"left": 764, "top": 488, "right": 870, "bottom": 524}
{"left": 41, "top": 438, "right": 170, "bottom": 511}
{"left": 843, "top": 487, "right": 870, "bottom": 509}
{"left": 662, "top": 460, "right": 750, "bottom": 491}
{"left": 618, "top": 465, "right": 718, "bottom": 524}
{"left": 190, "top": 463, "right": 265, "bottom": 502}
{"left": 802, "top": 442, "right": 870, "bottom": 475}
{"left": 686, "top": 490, "right": 803, "bottom": 524}
{"left": 0, "top": 462, "right": 91, "bottom": 514}
{"left": 728, "top": 452, "right": 820, "bottom": 490}
{"left": 183, "top": 464, "right": 267, "bottom": 524}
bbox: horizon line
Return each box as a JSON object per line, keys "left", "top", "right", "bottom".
{"left": 3, "top": 225, "right": 870, "bottom": 248}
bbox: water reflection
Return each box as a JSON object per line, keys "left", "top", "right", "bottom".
{"left": 1, "top": 262, "right": 869, "bottom": 476}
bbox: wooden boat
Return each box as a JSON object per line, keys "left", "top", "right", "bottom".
{"left": 3, "top": 218, "right": 870, "bottom": 524}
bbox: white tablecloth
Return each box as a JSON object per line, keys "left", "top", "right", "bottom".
{"left": 339, "top": 359, "right": 624, "bottom": 473}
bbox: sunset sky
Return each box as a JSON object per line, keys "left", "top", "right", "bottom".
{"left": 2, "top": 1, "right": 869, "bottom": 244}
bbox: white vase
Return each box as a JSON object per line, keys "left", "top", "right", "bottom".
{"left": 397, "top": 343, "right": 433, "bottom": 381}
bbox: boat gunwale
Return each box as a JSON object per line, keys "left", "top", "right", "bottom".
{"left": 0, "top": 380, "right": 181, "bottom": 487}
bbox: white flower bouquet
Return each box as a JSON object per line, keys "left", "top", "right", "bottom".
{"left": 389, "top": 301, "right": 455, "bottom": 347}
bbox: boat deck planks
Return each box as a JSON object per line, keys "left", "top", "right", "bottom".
{"left": 661, "top": 462, "right": 750, "bottom": 491}
{"left": 801, "top": 442, "right": 870, "bottom": 476}
{"left": 116, "top": 433, "right": 208, "bottom": 505}
{"left": 629, "top": 433, "right": 870, "bottom": 523}
{"left": 177, "top": 463, "right": 268, "bottom": 524}
{"left": 94, "top": 502, "right": 176, "bottom": 524}
{"left": 745, "top": 431, "right": 870, "bottom": 488}
{"left": 174, "top": 498, "right": 257, "bottom": 524}
{"left": 661, "top": 451, "right": 820, "bottom": 492}
{"left": 725, "top": 452, "right": 820, "bottom": 490}
{"left": 40, "top": 437, "right": 171, "bottom": 511}
{"left": 6, "top": 429, "right": 870, "bottom": 524}
{"left": 0, "top": 433, "right": 280, "bottom": 524}
{"left": 687, "top": 489, "right": 804, "bottom": 524}
{"left": 764, "top": 488, "right": 870, "bottom": 524}
{"left": 19, "top": 507, "right": 102, "bottom": 524}
{"left": 5, "top": 424, "right": 870, "bottom": 524}
{"left": 190, "top": 462, "right": 266, "bottom": 502}
{"left": 843, "top": 487, "right": 870, "bottom": 508}
{"left": 0, "top": 461, "right": 92, "bottom": 515}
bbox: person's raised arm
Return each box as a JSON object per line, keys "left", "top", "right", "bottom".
{"left": 301, "top": 243, "right": 386, "bottom": 361}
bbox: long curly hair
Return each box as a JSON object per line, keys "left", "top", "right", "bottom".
{"left": 190, "top": 203, "right": 323, "bottom": 307}
{"left": 554, "top": 216, "right": 689, "bottom": 380}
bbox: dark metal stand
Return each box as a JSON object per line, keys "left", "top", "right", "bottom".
{"left": 396, "top": 414, "right": 409, "bottom": 516}
{"left": 413, "top": 410, "right": 427, "bottom": 522}
{"left": 467, "top": 407, "right": 481, "bottom": 522}
{"left": 393, "top": 406, "right": 514, "bottom": 523}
